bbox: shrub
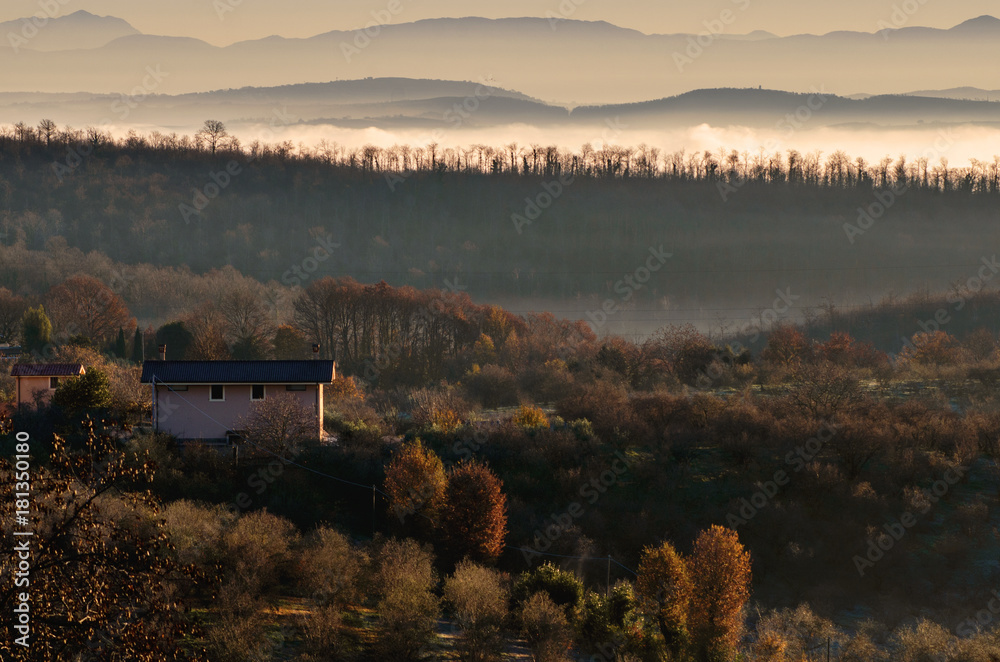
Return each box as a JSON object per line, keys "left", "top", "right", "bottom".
{"left": 443, "top": 561, "right": 510, "bottom": 661}
{"left": 371, "top": 538, "right": 440, "bottom": 661}
{"left": 297, "top": 527, "right": 364, "bottom": 608}
{"left": 762, "top": 324, "right": 812, "bottom": 367}
{"left": 512, "top": 405, "right": 549, "bottom": 429}
{"left": 162, "top": 499, "right": 235, "bottom": 574}
{"left": 521, "top": 591, "right": 573, "bottom": 662}
{"left": 464, "top": 364, "right": 520, "bottom": 409}
{"left": 52, "top": 367, "right": 112, "bottom": 414}
{"left": 205, "top": 582, "right": 272, "bottom": 662}
{"left": 222, "top": 509, "right": 300, "bottom": 601}
{"left": 512, "top": 563, "right": 585, "bottom": 615}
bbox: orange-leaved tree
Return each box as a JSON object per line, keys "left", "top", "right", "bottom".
{"left": 438, "top": 460, "right": 507, "bottom": 566}
{"left": 635, "top": 540, "right": 694, "bottom": 658}
{"left": 687, "top": 525, "right": 752, "bottom": 662}
{"left": 383, "top": 440, "right": 447, "bottom": 537}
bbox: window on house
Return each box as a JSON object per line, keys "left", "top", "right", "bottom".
{"left": 251, "top": 385, "right": 265, "bottom": 400}
{"left": 210, "top": 385, "right": 225, "bottom": 401}
{"left": 285, "top": 385, "right": 307, "bottom": 392}
{"left": 49, "top": 377, "right": 59, "bottom": 389}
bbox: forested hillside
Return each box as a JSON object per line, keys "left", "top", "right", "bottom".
{"left": 1, "top": 121, "right": 999, "bottom": 341}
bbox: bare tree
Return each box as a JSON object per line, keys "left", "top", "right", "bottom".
{"left": 236, "top": 393, "right": 317, "bottom": 457}
{"left": 37, "top": 119, "right": 57, "bottom": 146}
{"left": 196, "top": 119, "right": 228, "bottom": 155}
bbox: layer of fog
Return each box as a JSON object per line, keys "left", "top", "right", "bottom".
{"left": 102, "top": 120, "right": 1000, "bottom": 169}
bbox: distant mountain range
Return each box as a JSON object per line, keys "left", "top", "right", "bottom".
{"left": 2, "top": 80, "right": 999, "bottom": 136}
{"left": 0, "top": 12, "right": 998, "bottom": 104}
{"left": 0, "top": 10, "right": 137, "bottom": 51}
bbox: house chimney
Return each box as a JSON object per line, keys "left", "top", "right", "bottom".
{"left": 158, "top": 344, "right": 166, "bottom": 361}
{"left": 312, "top": 344, "right": 320, "bottom": 359}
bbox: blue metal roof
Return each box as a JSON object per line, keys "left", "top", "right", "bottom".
{"left": 141, "top": 360, "right": 335, "bottom": 384}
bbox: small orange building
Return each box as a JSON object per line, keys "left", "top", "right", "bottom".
{"left": 11, "top": 364, "right": 86, "bottom": 406}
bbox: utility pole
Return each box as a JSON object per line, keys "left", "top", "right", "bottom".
{"left": 606, "top": 555, "right": 611, "bottom": 597}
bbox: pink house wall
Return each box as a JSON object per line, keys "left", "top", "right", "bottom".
{"left": 16, "top": 376, "right": 58, "bottom": 406}
{"left": 155, "top": 384, "right": 324, "bottom": 440}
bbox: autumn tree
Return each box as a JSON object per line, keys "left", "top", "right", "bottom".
{"left": 900, "top": 330, "right": 961, "bottom": 365}
{"left": 646, "top": 323, "right": 719, "bottom": 385}
{"left": 635, "top": 540, "right": 694, "bottom": 657}
{"left": 443, "top": 561, "right": 510, "bottom": 661}
{"left": 762, "top": 324, "right": 812, "bottom": 368}
{"left": 439, "top": 460, "right": 508, "bottom": 566}
{"left": 383, "top": 440, "right": 447, "bottom": 537}
{"left": 272, "top": 324, "right": 310, "bottom": 359}
{"left": 687, "top": 526, "right": 752, "bottom": 662}
{"left": 45, "top": 274, "right": 135, "bottom": 345}
{"left": 183, "top": 303, "right": 230, "bottom": 360}
{"left": 0, "top": 287, "right": 27, "bottom": 344}
{"left": 20, "top": 304, "right": 52, "bottom": 356}
{"left": 0, "top": 421, "right": 201, "bottom": 661}
{"left": 235, "top": 392, "right": 317, "bottom": 457}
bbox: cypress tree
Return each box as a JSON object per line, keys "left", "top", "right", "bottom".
{"left": 131, "top": 329, "right": 144, "bottom": 364}
{"left": 115, "top": 327, "right": 127, "bottom": 359}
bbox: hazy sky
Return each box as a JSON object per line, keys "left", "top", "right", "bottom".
{"left": 1, "top": 0, "right": 996, "bottom": 45}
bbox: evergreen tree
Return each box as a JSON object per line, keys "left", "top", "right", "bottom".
{"left": 131, "top": 329, "right": 144, "bottom": 364}
{"left": 21, "top": 305, "right": 52, "bottom": 357}
{"left": 115, "top": 327, "right": 127, "bottom": 359}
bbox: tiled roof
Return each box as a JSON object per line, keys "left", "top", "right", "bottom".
{"left": 10, "top": 363, "right": 86, "bottom": 377}
{"left": 0, "top": 346, "right": 21, "bottom": 358}
{"left": 141, "top": 360, "right": 336, "bottom": 384}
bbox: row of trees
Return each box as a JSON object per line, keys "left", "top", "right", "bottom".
{"left": 5, "top": 119, "right": 1000, "bottom": 192}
